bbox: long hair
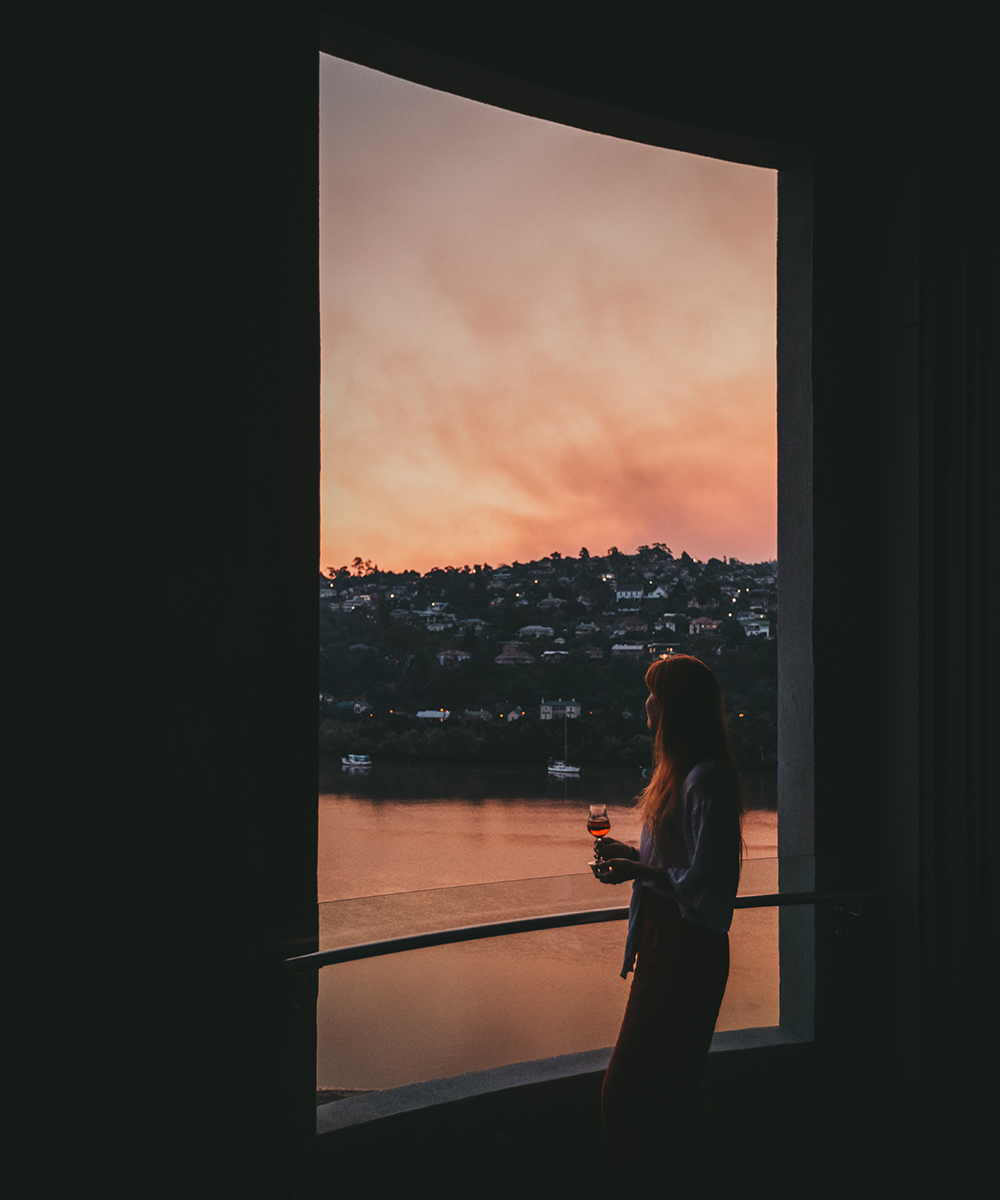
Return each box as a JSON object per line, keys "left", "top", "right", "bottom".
{"left": 637, "top": 654, "right": 746, "bottom": 861}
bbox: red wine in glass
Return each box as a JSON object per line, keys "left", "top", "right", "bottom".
{"left": 587, "top": 803, "right": 611, "bottom": 844}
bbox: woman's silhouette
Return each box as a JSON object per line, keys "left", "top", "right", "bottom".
{"left": 593, "top": 654, "right": 744, "bottom": 1199}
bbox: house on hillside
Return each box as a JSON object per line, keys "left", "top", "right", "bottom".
{"left": 319, "top": 574, "right": 338, "bottom": 600}
{"left": 539, "top": 698, "right": 582, "bottom": 719}
{"left": 738, "top": 613, "right": 771, "bottom": 637}
{"left": 436, "top": 649, "right": 472, "bottom": 666}
{"left": 619, "top": 616, "right": 648, "bottom": 633}
{"left": 415, "top": 608, "right": 457, "bottom": 631}
{"left": 495, "top": 643, "right": 535, "bottom": 666}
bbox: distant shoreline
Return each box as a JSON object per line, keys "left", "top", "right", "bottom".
{"left": 318, "top": 755, "right": 778, "bottom": 811}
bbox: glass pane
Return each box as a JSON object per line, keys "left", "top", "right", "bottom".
{"left": 319, "top": 779, "right": 779, "bottom": 903}
{"left": 317, "top": 871, "right": 783, "bottom": 1092}
{"left": 320, "top": 874, "right": 624, "bottom": 951}
{"left": 317, "top": 49, "right": 784, "bottom": 1099}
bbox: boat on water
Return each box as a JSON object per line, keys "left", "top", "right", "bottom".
{"left": 341, "top": 753, "right": 372, "bottom": 773}
{"left": 547, "top": 712, "right": 581, "bottom": 776}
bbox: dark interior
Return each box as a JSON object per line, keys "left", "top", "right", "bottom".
{"left": 67, "top": 4, "right": 994, "bottom": 1197}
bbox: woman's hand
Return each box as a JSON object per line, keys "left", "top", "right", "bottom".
{"left": 593, "top": 837, "right": 636, "bottom": 862}
{"left": 591, "top": 857, "right": 640, "bottom": 885}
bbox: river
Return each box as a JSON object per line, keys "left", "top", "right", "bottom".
{"left": 318, "top": 760, "right": 780, "bottom": 1091}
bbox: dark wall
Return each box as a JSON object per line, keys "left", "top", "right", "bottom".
{"left": 143, "top": 19, "right": 322, "bottom": 1195}
{"left": 49, "top": 4, "right": 992, "bottom": 1196}
{"left": 45, "top": 7, "right": 321, "bottom": 1196}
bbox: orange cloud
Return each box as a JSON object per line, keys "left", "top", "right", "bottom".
{"left": 320, "top": 55, "right": 776, "bottom": 573}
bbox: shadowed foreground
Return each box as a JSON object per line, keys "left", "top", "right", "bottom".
{"left": 313, "top": 1045, "right": 883, "bottom": 1200}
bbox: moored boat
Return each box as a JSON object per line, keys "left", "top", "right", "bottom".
{"left": 547, "top": 711, "right": 581, "bottom": 776}
{"left": 341, "top": 753, "right": 372, "bottom": 773}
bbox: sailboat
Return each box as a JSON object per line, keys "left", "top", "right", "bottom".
{"left": 547, "top": 712, "right": 581, "bottom": 776}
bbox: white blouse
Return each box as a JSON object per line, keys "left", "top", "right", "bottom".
{"left": 621, "top": 759, "right": 742, "bottom": 977}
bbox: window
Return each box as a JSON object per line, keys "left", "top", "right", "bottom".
{"left": 316, "top": 40, "right": 812, "bottom": 1098}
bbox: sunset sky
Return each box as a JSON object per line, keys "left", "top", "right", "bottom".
{"left": 320, "top": 55, "right": 777, "bottom": 574}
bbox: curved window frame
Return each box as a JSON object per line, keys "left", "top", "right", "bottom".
{"left": 316, "top": 13, "right": 817, "bottom": 1058}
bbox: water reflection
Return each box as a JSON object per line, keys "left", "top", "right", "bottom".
{"left": 319, "top": 758, "right": 777, "bottom": 806}
{"left": 317, "top": 762, "right": 780, "bottom": 1090}
{"left": 317, "top": 883, "right": 780, "bottom": 1090}
{"left": 319, "top": 763, "right": 776, "bottom": 901}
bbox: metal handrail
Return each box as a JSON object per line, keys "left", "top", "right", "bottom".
{"left": 285, "top": 889, "right": 874, "bottom": 970}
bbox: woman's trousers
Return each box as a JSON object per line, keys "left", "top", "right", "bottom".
{"left": 601, "top": 888, "right": 730, "bottom": 1196}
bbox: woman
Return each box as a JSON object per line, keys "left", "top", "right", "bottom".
{"left": 593, "top": 654, "right": 745, "bottom": 1199}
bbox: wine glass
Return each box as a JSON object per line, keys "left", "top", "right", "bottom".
{"left": 587, "top": 803, "right": 611, "bottom": 859}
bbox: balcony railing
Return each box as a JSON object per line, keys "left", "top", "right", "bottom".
{"left": 292, "top": 863, "right": 873, "bottom": 1099}
{"left": 287, "top": 887, "right": 866, "bottom": 970}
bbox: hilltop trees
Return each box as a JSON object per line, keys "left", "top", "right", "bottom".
{"left": 319, "top": 545, "right": 777, "bottom": 766}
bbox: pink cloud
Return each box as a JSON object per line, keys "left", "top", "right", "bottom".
{"left": 320, "top": 55, "right": 776, "bottom": 572}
